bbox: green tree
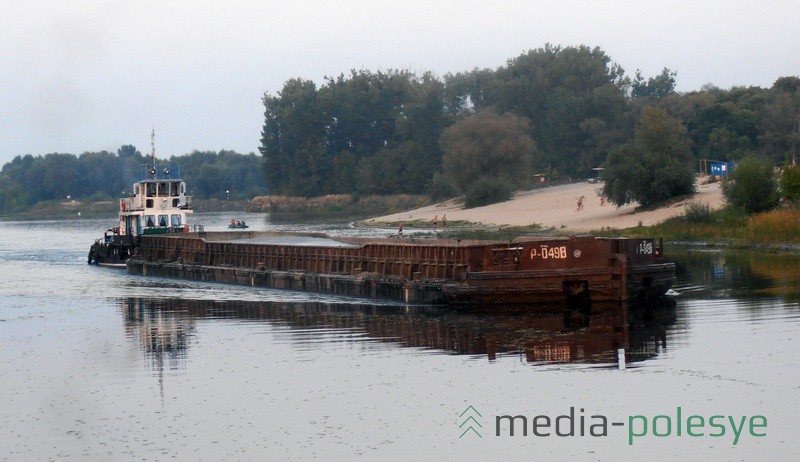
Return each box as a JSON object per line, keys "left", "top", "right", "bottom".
{"left": 117, "top": 145, "right": 141, "bottom": 159}
{"left": 779, "top": 164, "right": 800, "bottom": 203}
{"left": 772, "top": 76, "right": 800, "bottom": 94}
{"left": 79, "top": 151, "right": 128, "bottom": 199}
{"left": 260, "top": 70, "right": 450, "bottom": 196}
{"left": 760, "top": 77, "right": 800, "bottom": 164}
{"left": 427, "top": 171, "right": 457, "bottom": 201}
{"left": 0, "top": 146, "right": 266, "bottom": 213}
{"left": 602, "top": 106, "right": 695, "bottom": 207}
{"left": 177, "top": 150, "right": 267, "bottom": 199}
{"left": 691, "top": 102, "right": 758, "bottom": 160}
{"left": 722, "top": 156, "right": 779, "bottom": 213}
{"left": 324, "top": 150, "right": 357, "bottom": 194}
{"left": 355, "top": 147, "right": 407, "bottom": 195}
{"left": 631, "top": 68, "right": 677, "bottom": 99}
{"left": 260, "top": 78, "right": 325, "bottom": 195}
{"left": 439, "top": 109, "right": 536, "bottom": 193}
{"left": 447, "top": 45, "right": 629, "bottom": 178}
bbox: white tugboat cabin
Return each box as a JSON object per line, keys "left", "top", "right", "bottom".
{"left": 88, "top": 132, "right": 193, "bottom": 267}
{"left": 118, "top": 166, "right": 192, "bottom": 237}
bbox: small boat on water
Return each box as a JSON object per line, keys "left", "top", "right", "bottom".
{"left": 228, "top": 219, "right": 249, "bottom": 229}
{"left": 88, "top": 132, "right": 193, "bottom": 267}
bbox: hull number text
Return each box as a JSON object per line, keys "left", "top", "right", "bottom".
{"left": 530, "top": 246, "right": 568, "bottom": 260}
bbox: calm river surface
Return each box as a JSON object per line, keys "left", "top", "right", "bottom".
{"left": 1, "top": 213, "right": 799, "bottom": 461}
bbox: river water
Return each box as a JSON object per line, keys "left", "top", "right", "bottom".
{"left": 1, "top": 213, "right": 798, "bottom": 461}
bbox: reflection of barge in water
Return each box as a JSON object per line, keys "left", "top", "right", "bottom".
{"left": 121, "top": 298, "right": 676, "bottom": 366}
{"left": 127, "top": 231, "right": 674, "bottom": 305}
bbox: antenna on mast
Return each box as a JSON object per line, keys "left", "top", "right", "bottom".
{"left": 149, "top": 129, "right": 157, "bottom": 178}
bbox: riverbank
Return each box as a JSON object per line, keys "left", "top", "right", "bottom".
{"left": 9, "top": 181, "right": 800, "bottom": 248}
{"left": 246, "top": 194, "right": 428, "bottom": 222}
{"left": 364, "top": 180, "right": 725, "bottom": 233}
{"left": 362, "top": 181, "right": 800, "bottom": 251}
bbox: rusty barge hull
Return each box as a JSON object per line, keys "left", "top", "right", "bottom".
{"left": 126, "top": 231, "right": 675, "bottom": 305}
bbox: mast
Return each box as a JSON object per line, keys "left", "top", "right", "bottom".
{"left": 150, "top": 129, "right": 157, "bottom": 178}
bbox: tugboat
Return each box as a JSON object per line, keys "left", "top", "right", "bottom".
{"left": 88, "top": 131, "right": 193, "bottom": 267}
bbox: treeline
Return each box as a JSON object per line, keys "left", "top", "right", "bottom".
{"left": 4, "top": 44, "right": 798, "bottom": 215}
{"left": 0, "top": 147, "right": 266, "bottom": 213}
{"left": 260, "top": 44, "right": 800, "bottom": 202}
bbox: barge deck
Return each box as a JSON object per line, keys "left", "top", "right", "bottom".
{"left": 127, "top": 231, "right": 675, "bottom": 305}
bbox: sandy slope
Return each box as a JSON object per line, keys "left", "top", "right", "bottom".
{"left": 366, "top": 180, "right": 725, "bottom": 232}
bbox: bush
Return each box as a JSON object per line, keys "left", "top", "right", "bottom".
{"left": 722, "top": 156, "right": 779, "bottom": 214}
{"left": 684, "top": 202, "right": 713, "bottom": 223}
{"left": 428, "top": 171, "right": 457, "bottom": 201}
{"left": 715, "top": 205, "right": 749, "bottom": 227}
{"left": 464, "top": 176, "right": 514, "bottom": 208}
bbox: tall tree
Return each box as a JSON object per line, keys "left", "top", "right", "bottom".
{"left": 691, "top": 102, "right": 758, "bottom": 160}
{"left": 602, "top": 106, "right": 695, "bottom": 207}
{"left": 260, "top": 78, "right": 325, "bottom": 195}
{"left": 260, "top": 70, "right": 450, "bottom": 196}
{"left": 760, "top": 77, "right": 800, "bottom": 164}
{"left": 439, "top": 109, "right": 536, "bottom": 192}
{"left": 448, "top": 45, "right": 630, "bottom": 178}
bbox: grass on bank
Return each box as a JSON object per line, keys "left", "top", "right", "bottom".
{"left": 438, "top": 224, "right": 552, "bottom": 241}
{"left": 595, "top": 203, "right": 800, "bottom": 245}
{"left": 398, "top": 205, "right": 800, "bottom": 245}
{"left": 366, "top": 218, "right": 553, "bottom": 241}
{"left": 744, "top": 208, "right": 800, "bottom": 243}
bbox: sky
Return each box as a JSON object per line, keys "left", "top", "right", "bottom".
{"left": 1, "top": 0, "right": 798, "bottom": 165}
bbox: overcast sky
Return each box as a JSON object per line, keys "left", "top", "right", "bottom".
{"left": 1, "top": 0, "right": 798, "bottom": 165}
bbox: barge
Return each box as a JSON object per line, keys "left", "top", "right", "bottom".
{"left": 127, "top": 231, "right": 675, "bottom": 305}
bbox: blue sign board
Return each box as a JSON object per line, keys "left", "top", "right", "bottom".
{"left": 710, "top": 161, "right": 734, "bottom": 177}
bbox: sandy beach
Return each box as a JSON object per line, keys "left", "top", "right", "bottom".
{"left": 367, "top": 179, "right": 725, "bottom": 233}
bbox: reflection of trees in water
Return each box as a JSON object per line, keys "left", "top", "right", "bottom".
{"left": 672, "top": 247, "right": 800, "bottom": 302}
{"left": 121, "top": 298, "right": 677, "bottom": 367}
{"left": 748, "top": 253, "right": 800, "bottom": 301}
